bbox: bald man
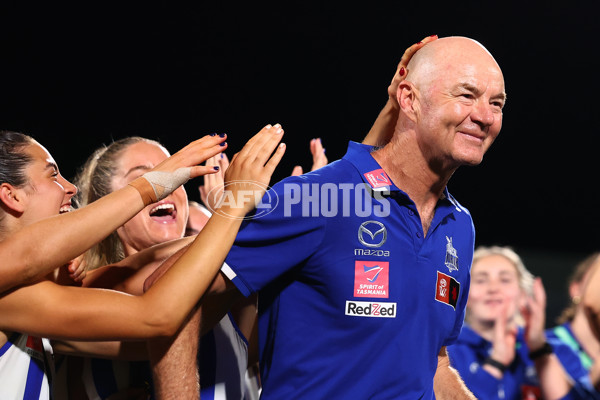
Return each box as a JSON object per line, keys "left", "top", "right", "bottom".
{"left": 149, "top": 36, "right": 504, "bottom": 399}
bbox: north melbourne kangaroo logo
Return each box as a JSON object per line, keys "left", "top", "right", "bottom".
{"left": 444, "top": 236, "right": 458, "bottom": 272}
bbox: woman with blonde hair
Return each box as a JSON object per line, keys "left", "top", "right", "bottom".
{"left": 448, "top": 245, "right": 588, "bottom": 399}
{"left": 0, "top": 124, "right": 285, "bottom": 399}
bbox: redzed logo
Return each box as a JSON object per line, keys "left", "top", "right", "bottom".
{"left": 345, "top": 301, "right": 396, "bottom": 318}
{"left": 363, "top": 169, "right": 392, "bottom": 189}
{"left": 354, "top": 261, "right": 389, "bottom": 298}
{"left": 435, "top": 271, "right": 460, "bottom": 309}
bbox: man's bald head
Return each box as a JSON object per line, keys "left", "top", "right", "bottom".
{"left": 388, "top": 36, "right": 506, "bottom": 168}
{"left": 405, "top": 37, "right": 503, "bottom": 93}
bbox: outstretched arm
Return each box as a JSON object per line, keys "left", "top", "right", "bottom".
{"left": 362, "top": 35, "right": 437, "bottom": 146}
{"left": 0, "top": 124, "right": 285, "bottom": 341}
{"left": 0, "top": 134, "right": 227, "bottom": 293}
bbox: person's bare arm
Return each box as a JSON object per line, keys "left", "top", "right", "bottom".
{"left": 52, "top": 339, "right": 148, "bottom": 361}
{"left": 0, "top": 134, "right": 227, "bottom": 293}
{"left": 83, "top": 236, "right": 195, "bottom": 295}
{"left": 523, "top": 278, "right": 573, "bottom": 399}
{"left": 363, "top": 35, "right": 437, "bottom": 146}
{"left": 51, "top": 236, "right": 198, "bottom": 359}
{"left": 0, "top": 124, "right": 285, "bottom": 341}
{"left": 433, "top": 347, "right": 477, "bottom": 400}
{"left": 149, "top": 306, "right": 202, "bottom": 400}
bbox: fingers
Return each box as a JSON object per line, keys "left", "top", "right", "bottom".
{"left": 157, "top": 134, "right": 227, "bottom": 176}
{"left": 220, "top": 152, "right": 230, "bottom": 171}
{"left": 225, "top": 123, "right": 285, "bottom": 184}
{"left": 398, "top": 34, "right": 438, "bottom": 70}
{"left": 239, "top": 124, "right": 284, "bottom": 168}
{"left": 291, "top": 166, "right": 303, "bottom": 176}
{"left": 205, "top": 153, "right": 220, "bottom": 169}
{"left": 264, "top": 143, "right": 286, "bottom": 176}
{"left": 310, "top": 138, "right": 327, "bottom": 171}
{"left": 199, "top": 152, "right": 228, "bottom": 210}
{"left": 67, "top": 256, "right": 87, "bottom": 282}
{"left": 236, "top": 124, "right": 276, "bottom": 160}
{"left": 388, "top": 34, "right": 438, "bottom": 98}
{"left": 189, "top": 164, "right": 222, "bottom": 179}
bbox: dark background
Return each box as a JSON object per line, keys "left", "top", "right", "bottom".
{"left": 1, "top": 3, "right": 597, "bottom": 323}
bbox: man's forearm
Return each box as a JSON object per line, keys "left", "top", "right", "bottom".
{"left": 434, "top": 348, "right": 476, "bottom": 400}
{"left": 148, "top": 308, "right": 201, "bottom": 400}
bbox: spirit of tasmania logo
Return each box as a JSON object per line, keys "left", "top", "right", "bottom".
{"left": 363, "top": 169, "right": 392, "bottom": 189}
{"left": 354, "top": 260, "right": 389, "bottom": 298}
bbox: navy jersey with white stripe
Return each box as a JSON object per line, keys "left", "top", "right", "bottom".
{"left": 199, "top": 313, "right": 259, "bottom": 400}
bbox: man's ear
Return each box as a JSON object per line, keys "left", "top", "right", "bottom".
{"left": 0, "top": 183, "right": 26, "bottom": 213}
{"left": 397, "top": 81, "right": 420, "bottom": 122}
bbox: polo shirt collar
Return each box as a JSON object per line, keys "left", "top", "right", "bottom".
{"left": 343, "top": 141, "right": 460, "bottom": 208}
{"left": 342, "top": 141, "right": 401, "bottom": 193}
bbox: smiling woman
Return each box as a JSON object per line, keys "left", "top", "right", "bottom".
{"left": 0, "top": 124, "right": 285, "bottom": 400}
{"left": 52, "top": 137, "right": 192, "bottom": 399}
{"left": 74, "top": 137, "right": 189, "bottom": 268}
{"left": 447, "top": 246, "right": 587, "bottom": 399}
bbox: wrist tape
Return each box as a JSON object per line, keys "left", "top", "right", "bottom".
{"left": 128, "top": 168, "right": 191, "bottom": 206}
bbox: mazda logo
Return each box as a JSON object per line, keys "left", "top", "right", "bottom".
{"left": 358, "top": 221, "right": 387, "bottom": 248}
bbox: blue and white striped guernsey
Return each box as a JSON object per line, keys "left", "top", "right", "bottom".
{"left": 0, "top": 334, "right": 53, "bottom": 400}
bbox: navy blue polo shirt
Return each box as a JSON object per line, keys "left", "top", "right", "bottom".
{"left": 223, "top": 141, "right": 475, "bottom": 399}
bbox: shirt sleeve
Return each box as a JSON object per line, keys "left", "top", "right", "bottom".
{"left": 443, "top": 218, "right": 475, "bottom": 346}
{"left": 224, "top": 176, "right": 327, "bottom": 297}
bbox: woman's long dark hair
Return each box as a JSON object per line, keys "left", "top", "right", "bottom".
{"left": 0, "top": 130, "right": 35, "bottom": 188}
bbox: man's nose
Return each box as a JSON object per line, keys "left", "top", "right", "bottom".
{"left": 471, "top": 101, "right": 495, "bottom": 129}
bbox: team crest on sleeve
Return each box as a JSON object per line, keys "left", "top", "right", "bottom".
{"left": 444, "top": 236, "right": 459, "bottom": 273}
{"left": 363, "top": 169, "right": 391, "bottom": 189}
{"left": 435, "top": 271, "right": 460, "bottom": 309}
{"left": 354, "top": 261, "right": 389, "bottom": 298}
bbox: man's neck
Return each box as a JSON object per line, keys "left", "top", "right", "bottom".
{"left": 371, "top": 135, "right": 455, "bottom": 235}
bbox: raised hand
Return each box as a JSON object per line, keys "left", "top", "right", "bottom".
{"left": 153, "top": 134, "right": 227, "bottom": 179}
{"left": 386, "top": 34, "right": 439, "bottom": 107}
{"left": 489, "top": 301, "right": 518, "bottom": 367}
{"left": 522, "top": 277, "right": 548, "bottom": 352}
{"left": 130, "top": 134, "right": 228, "bottom": 205}
{"left": 363, "top": 34, "right": 438, "bottom": 146}
{"left": 199, "top": 152, "right": 229, "bottom": 212}
{"left": 291, "top": 138, "right": 328, "bottom": 176}
{"left": 66, "top": 254, "right": 87, "bottom": 283}
{"left": 215, "top": 124, "right": 286, "bottom": 218}
{"left": 310, "top": 138, "right": 328, "bottom": 171}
